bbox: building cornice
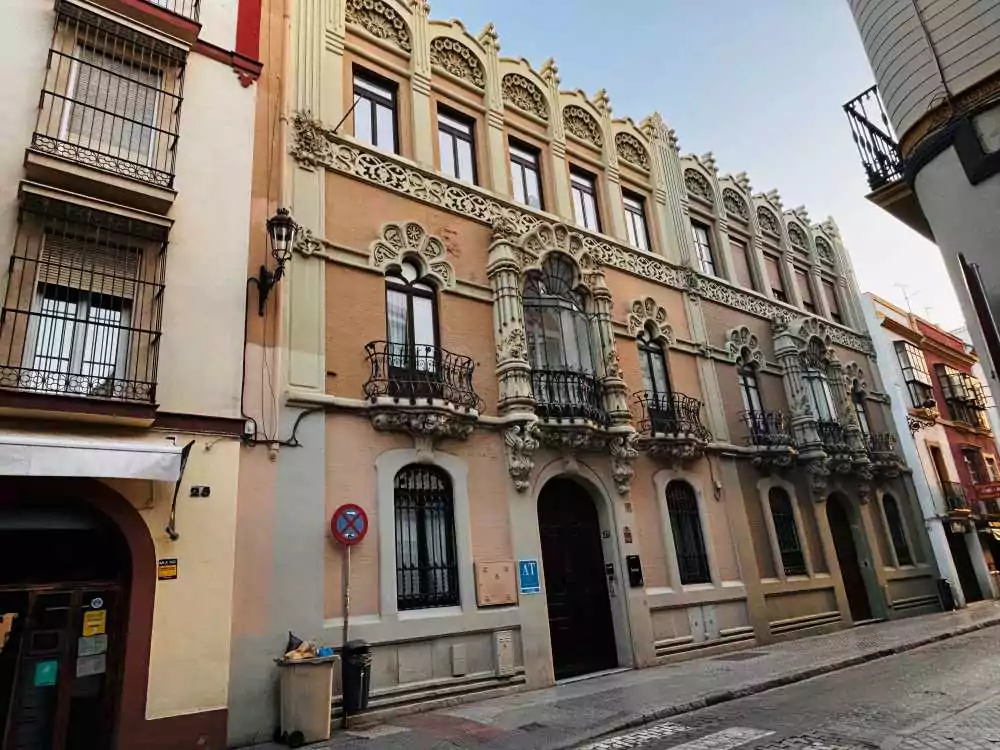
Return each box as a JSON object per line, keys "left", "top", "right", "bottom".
{"left": 290, "top": 113, "right": 874, "bottom": 356}
{"left": 880, "top": 316, "right": 978, "bottom": 368}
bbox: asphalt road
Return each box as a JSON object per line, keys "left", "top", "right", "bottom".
{"left": 580, "top": 628, "right": 1000, "bottom": 750}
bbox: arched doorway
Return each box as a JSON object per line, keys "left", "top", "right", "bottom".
{"left": 538, "top": 478, "right": 617, "bottom": 679}
{"left": 0, "top": 488, "right": 136, "bottom": 749}
{"left": 826, "top": 494, "right": 873, "bottom": 622}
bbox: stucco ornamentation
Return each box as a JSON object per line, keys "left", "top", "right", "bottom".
{"left": 287, "top": 117, "right": 876, "bottom": 355}
{"left": 615, "top": 132, "right": 649, "bottom": 170}
{"left": 609, "top": 432, "right": 639, "bottom": 495}
{"left": 369, "top": 221, "right": 455, "bottom": 288}
{"left": 501, "top": 73, "right": 549, "bottom": 120}
{"left": 787, "top": 223, "right": 808, "bottom": 250}
{"left": 563, "top": 105, "right": 603, "bottom": 147}
{"left": 815, "top": 236, "right": 835, "bottom": 264}
{"left": 684, "top": 169, "right": 713, "bottom": 203}
{"left": 535, "top": 423, "right": 612, "bottom": 452}
{"left": 726, "top": 325, "right": 764, "bottom": 367}
{"left": 429, "top": 37, "right": 485, "bottom": 89}
{"left": 345, "top": 0, "right": 412, "bottom": 52}
{"left": 757, "top": 207, "right": 780, "bottom": 235}
{"left": 805, "top": 457, "right": 831, "bottom": 496}
{"left": 627, "top": 296, "right": 674, "bottom": 344}
{"left": 641, "top": 437, "right": 708, "bottom": 465}
{"left": 370, "top": 409, "right": 476, "bottom": 440}
{"left": 293, "top": 227, "right": 325, "bottom": 257}
{"left": 722, "top": 188, "right": 749, "bottom": 221}
{"left": 504, "top": 422, "right": 540, "bottom": 492}
{"left": 842, "top": 361, "right": 868, "bottom": 395}
{"left": 496, "top": 327, "right": 527, "bottom": 364}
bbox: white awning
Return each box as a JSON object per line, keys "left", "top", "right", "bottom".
{"left": 0, "top": 435, "right": 186, "bottom": 481}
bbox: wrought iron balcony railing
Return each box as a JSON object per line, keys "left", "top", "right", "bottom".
{"left": 363, "top": 341, "right": 479, "bottom": 411}
{"left": 32, "top": 4, "right": 186, "bottom": 190}
{"left": 942, "top": 481, "right": 970, "bottom": 513}
{"left": 530, "top": 369, "right": 608, "bottom": 425}
{"left": 634, "top": 391, "right": 711, "bottom": 441}
{"left": 0, "top": 193, "right": 167, "bottom": 404}
{"left": 866, "top": 432, "right": 898, "bottom": 455}
{"left": 741, "top": 410, "right": 793, "bottom": 448}
{"left": 817, "top": 419, "right": 850, "bottom": 453}
{"left": 146, "top": 0, "right": 201, "bottom": 23}
{"left": 843, "top": 85, "right": 902, "bottom": 191}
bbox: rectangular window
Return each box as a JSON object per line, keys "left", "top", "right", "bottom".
{"left": 691, "top": 222, "right": 716, "bottom": 276}
{"left": 894, "top": 340, "right": 933, "bottom": 408}
{"left": 795, "top": 269, "right": 816, "bottom": 313}
{"left": 570, "top": 168, "right": 601, "bottom": 232}
{"left": 509, "top": 140, "right": 543, "bottom": 209}
{"left": 962, "top": 448, "right": 987, "bottom": 485}
{"left": 823, "top": 279, "right": 843, "bottom": 324}
{"left": 623, "top": 192, "right": 650, "bottom": 251}
{"left": 738, "top": 368, "right": 763, "bottom": 415}
{"left": 353, "top": 69, "right": 398, "bottom": 153}
{"left": 437, "top": 107, "right": 476, "bottom": 183}
{"left": 764, "top": 254, "right": 786, "bottom": 302}
{"left": 730, "top": 240, "right": 756, "bottom": 290}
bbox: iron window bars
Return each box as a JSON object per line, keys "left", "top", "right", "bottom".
{"left": 741, "top": 410, "right": 794, "bottom": 448}
{"left": 34, "top": 3, "right": 186, "bottom": 190}
{"left": 634, "top": 391, "right": 711, "bottom": 441}
{"left": 394, "top": 465, "right": 459, "bottom": 611}
{"left": 145, "top": 0, "right": 201, "bottom": 23}
{"left": 817, "top": 419, "right": 850, "bottom": 454}
{"left": 866, "top": 432, "right": 898, "bottom": 456}
{"left": 882, "top": 494, "right": 913, "bottom": 566}
{"left": 364, "top": 341, "right": 479, "bottom": 410}
{"left": 0, "top": 193, "right": 166, "bottom": 403}
{"left": 666, "top": 480, "right": 711, "bottom": 585}
{"left": 843, "top": 85, "right": 903, "bottom": 191}
{"left": 768, "top": 488, "right": 807, "bottom": 576}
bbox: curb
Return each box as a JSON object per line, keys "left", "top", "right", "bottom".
{"left": 561, "top": 615, "right": 1000, "bottom": 750}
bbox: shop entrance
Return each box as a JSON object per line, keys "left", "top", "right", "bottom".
{"left": 946, "top": 526, "right": 984, "bottom": 603}
{"left": 0, "top": 500, "right": 129, "bottom": 749}
{"left": 826, "top": 494, "right": 873, "bottom": 622}
{"left": 538, "top": 478, "right": 617, "bottom": 679}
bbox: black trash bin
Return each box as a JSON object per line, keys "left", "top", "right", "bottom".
{"left": 341, "top": 640, "right": 372, "bottom": 713}
{"left": 937, "top": 577, "right": 956, "bottom": 611}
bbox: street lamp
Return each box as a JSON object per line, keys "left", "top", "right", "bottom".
{"left": 257, "top": 207, "right": 298, "bottom": 316}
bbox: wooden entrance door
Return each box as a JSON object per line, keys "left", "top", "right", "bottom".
{"left": 538, "top": 479, "right": 617, "bottom": 679}
{"left": 946, "top": 527, "right": 984, "bottom": 603}
{"left": 827, "top": 496, "right": 873, "bottom": 622}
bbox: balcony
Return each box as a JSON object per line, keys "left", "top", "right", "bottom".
{"left": 26, "top": 2, "right": 186, "bottom": 213}
{"left": 867, "top": 432, "right": 906, "bottom": 478}
{"left": 530, "top": 369, "right": 608, "bottom": 426}
{"left": 942, "top": 481, "right": 971, "bottom": 514}
{"left": 843, "top": 86, "right": 932, "bottom": 240}
{"left": 100, "top": 0, "right": 202, "bottom": 43}
{"left": 0, "top": 187, "right": 167, "bottom": 422}
{"left": 741, "top": 410, "right": 796, "bottom": 470}
{"left": 634, "top": 391, "right": 711, "bottom": 463}
{"left": 363, "top": 341, "right": 480, "bottom": 440}
{"left": 817, "top": 420, "right": 850, "bottom": 454}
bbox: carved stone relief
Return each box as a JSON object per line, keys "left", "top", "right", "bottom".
{"left": 627, "top": 296, "right": 674, "bottom": 344}
{"left": 726, "top": 326, "right": 764, "bottom": 367}
{"left": 609, "top": 432, "right": 639, "bottom": 495}
{"left": 757, "top": 206, "right": 780, "bottom": 235}
{"left": 370, "top": 409, "right": 476, "bottom": 440}
{"left": 501, "top": 73, "right": 549, "bottom": 120}
{"left": 787, "top": 223, "right": 808, "bottom": 250}
{"left": 430, "top": 36, "right": 485, "bottom": 89}
{"left": 563, "top": 105, "right": 603, "bottom": 147}
{"left": 615, "top": 132, "right": 649, "bottom": 170}
{"left": 345, "top": 0, "right": 412, "bottom": 52}
{"left": 684, "top": 169, "right": 713, "bottom": 203}
{"left": 504, "top": 422, "right": 540, "bottom": 492}
{"left": 815, "top": 236, "right": 835, "bottom": 264}
{"left": 723, "top": 188, "right": 749, "bottom": 220}
{"left": 369, "top": 221, "right": 455, "bottom": 288}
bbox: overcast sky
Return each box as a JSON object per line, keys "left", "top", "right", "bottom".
{"left": 426, "top": 0, "right": 963, "bottom": 328}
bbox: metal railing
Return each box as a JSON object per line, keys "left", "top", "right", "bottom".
{"left": 634, "top": 391, "right": 711, "bottom": 441}
{"left": 0, "top": 194, "right": 167, "bottom": 404}
{"left": 741, "top": 410, "right": 793, "bottom": 448}
{"left": 364, "top": 341, "right": 479, "bottom": 410}
{"left": 817, "top": 419, "right": 850, "bottom": 453}
{"left": 942, "top": 481, "right": 970, "bottom": 512}
{"left": 32, "top": 4, "right": 186, "bottom": 189}
{"left": 843, "top": 85, "right": 902, "bottom": 191}
{"left": 530, "top": 369, "right": 608, "bottom": 425}
{"left": 143, "top": 0, "right": 201, "bottom": 23}
{"left": 867, "top": 432, "right": 898, "bottom": 455}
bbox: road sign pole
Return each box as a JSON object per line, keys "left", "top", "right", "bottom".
{"left": 342, "top": 544, "right": 351, "bottom": 649}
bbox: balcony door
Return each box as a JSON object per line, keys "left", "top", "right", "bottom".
{"left": 385, "top": 260, "right": 440, "bottom": 400}
{"left": 637, "top": 329, "right": 673, "bottom": 433}
{"left": 523, "top": 255, "right": 603, "bottom": 422}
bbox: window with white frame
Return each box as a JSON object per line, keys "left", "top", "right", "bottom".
{"left": 623, "top": 192, "right": 649, "bottom": 251}
{"left": 353, "top": 69, "right": 398, "bottom": 153}
{"left": 570, "top": 168, "right": 601, "bottom": 232}
{"left": 691, "top": 221, "right": 717, "bottom": 276}
{"left": 509, "top": 140, "right": 543, "bottom": 209}
{"left": 437, "top": 107, "right": 476, "bottom": 183}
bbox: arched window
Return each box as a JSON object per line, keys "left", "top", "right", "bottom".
{"left": 666, "top": 480, "right": 711, "bottom": 585}
{"left": 738, "top": 364, "right": 763, "bottom": 417}
{"left": 385, "top": 259, "right": 439, "bottom": 396}
{"left": 394, "top": 465, "right": 458, "bottom": 610}
{"left": 637, "top": 328, "right": 670, "bottom": 399}
{"left": 768, "top": 488, "right": 806, "bottom": 576}
{"left": 523, "top": 255, "right": 604, "bottom": 421}
{"left": 802, "top": 339, "right": 837, "bottom": 421}
{"left": 852, "top": 379, "right": 870, "bottom": 438}
{"left": 882, "top": 494, "right": 913, "bottom": 566}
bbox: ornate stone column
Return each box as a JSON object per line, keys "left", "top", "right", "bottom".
{"left": 488, "top": 226, "right": 535, "bottom": 415}
{"left": 409, "top": 0, "right": 434, "bottom": 167}
{"left": 593, "top": 89, "right": 627, "bottom": 242}
{"left": 541, "top": 60, "right": 573, "bottom": 220}
{"left": 477, "top": 23, "right": 509, "bottom": 195}
{"left": 590, "top": 270, "right": 631, "bottom": 426}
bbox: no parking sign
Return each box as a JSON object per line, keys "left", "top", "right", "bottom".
{"left": 331, "top": 503, "right": 368, "bottom": 546}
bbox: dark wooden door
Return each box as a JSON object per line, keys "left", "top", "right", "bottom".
{"left": 827, "top": 496, "right": 872, "bottom": 622}
{"left": 946, "top": 528, "right": 983, "bottom": 603}
{"left": 538, "top": 479, "right": 617, "bottom": 679}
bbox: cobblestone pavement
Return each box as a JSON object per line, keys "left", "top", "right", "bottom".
{"left": 586, "top": 627, "right": 1000, "bottom": 749}
{"left": 239, "top": 603, "right": 1000, "bottom": 750}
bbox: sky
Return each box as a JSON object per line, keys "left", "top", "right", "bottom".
{"left": 426, "top": 0, "right": 964, "bottom": 329}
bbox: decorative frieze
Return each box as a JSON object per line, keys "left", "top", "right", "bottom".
{"left": 501, "top": 73, "right": 549, "bottom": 120}
{"left": 615, "top": 132, "right": 649, "bottom": 170}
{"left": 370, "top": 407, "right": 476, "bottom": 440}
{"left": 429, "top": 36, "right": 485, "bottom": 89}
{"left": 345, "top": 0, "right": 412, "bottom": 52}
{"left": 563, "top": 105, "right": 603, "bottom": 148}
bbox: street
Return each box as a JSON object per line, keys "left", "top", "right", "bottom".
{"left": 581, "top": 628, "right": 1000, "bottom": 750}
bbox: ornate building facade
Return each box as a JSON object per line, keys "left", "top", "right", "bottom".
{"left": 231, "top": 0, "right": 936, "bottom": 741}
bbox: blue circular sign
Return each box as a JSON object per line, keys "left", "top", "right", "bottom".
{"left": 331, "top": 503, "right": 368, "bottom": 546}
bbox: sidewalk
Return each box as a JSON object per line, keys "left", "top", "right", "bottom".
{"left": 244, "top": 602, "right": 1000, "bottom": 750}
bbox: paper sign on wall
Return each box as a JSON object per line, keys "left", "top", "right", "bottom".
{"left": 82, "top": 610, "right": 106, "bottom": 637}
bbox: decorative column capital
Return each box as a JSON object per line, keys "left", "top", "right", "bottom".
{"left": 609, "top": 430, "right": 639, "bottom": 496}
{"left": 504, "top": 421, "right": 540, "bottom": 492}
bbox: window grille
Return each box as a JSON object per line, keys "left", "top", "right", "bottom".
{"left": 146, "top": 0, "right": 201, "bottom": 22}
{"left": 768, "top": 488, "right": 807, "bottom": 576}
{"left": 0, "top": 194, "right": 166, "bottom": 403}
{"left": 882, "top": 494, "right": 913, "bottom": 566}
{"left": 394, "top": 465, "right": 459, "bottom": 611}
{"left": 33, "top": 3, "right": 185, "bottom": 188}
{"left": 666, "top": 481, "right": 711, "bottom": 585}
